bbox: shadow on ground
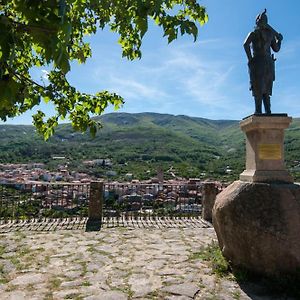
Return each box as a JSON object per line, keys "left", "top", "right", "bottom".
{"left": 0, "top": 216, "right": 211, "bottom": 233}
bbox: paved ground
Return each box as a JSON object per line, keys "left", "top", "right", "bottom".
{"left": 0, "top": 219, "right": 295, "bottom": 300}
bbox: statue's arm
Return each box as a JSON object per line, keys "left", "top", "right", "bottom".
{"left": 243, "top": 32, "right": 253, "bottom": 62}
{"left": 271, "top": 33, "right": 283, "bottom": 52}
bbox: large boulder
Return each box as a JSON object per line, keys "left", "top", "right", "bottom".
{"left": 212, "top": 180, "right": 300, "bottom": 275}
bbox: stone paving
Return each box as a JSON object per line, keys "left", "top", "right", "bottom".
{"left": 0, "top": 219, "right": 295, "bottom": 300}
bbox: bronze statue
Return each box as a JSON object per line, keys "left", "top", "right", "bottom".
{"left": 244, "top": 9, "right": 283, "bottom": 114}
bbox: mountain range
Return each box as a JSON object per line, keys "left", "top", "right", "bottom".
{"left": 1, "top": 112, "right": 299, "bottom": 181}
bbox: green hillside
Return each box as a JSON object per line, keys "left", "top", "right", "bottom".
{"left": 1, "top": 112, "right": 299, "bottom": 181}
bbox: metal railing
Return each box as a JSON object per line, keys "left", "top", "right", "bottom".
{"left": 0, "top": 182, "right": 89, "bottom": 222}
{"left": 103, "top": 183, "right": 203, "bottom": 222}
{"left": 0, "top": 181, "right": 221, "bottom": 229}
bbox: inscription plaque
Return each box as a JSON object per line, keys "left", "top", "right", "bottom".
{"left": 259, "top": 144, "right": 282, "bottom": 160}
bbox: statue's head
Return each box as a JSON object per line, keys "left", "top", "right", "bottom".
{"left": 256, "top": 9, "right": 268, "bottom": 28}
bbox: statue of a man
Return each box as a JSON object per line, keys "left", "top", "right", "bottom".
{"left": 244, "top": 9, "right": 283, "bottom": 114}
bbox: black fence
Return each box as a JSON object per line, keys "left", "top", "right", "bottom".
{"left": 0, "top": 181, "right": 206, "bottom": 224}
{"left": 103, "top": 183, "right": 203, "bottom": 222}
{"left": 0, "top": 182, "right": 90, "bottom": 222}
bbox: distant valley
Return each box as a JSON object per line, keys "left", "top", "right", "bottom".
{"left": 1, "top": 112, "right": 300, "bottom": 181}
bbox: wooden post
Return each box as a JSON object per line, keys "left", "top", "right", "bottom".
{"left": 86, "top": 181, "right": 103, "bottom": 231}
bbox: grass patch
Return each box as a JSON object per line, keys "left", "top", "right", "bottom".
{"left": 0, "top": 245, "right": 5, "bottom": 257}
{"left": 18, "top": 246, "right": 31, "bottom": 257}
{"left": 79, "top": 261, "right": 88, "bottom": 277}
{"left": 10, "top": 256, "right": 22, "bottom": 270}
{"left": 81, "top": 280, "right": 91, "bottom": 286}
{"left": 5, "top": 284, "right": 17, "bottom": 292}
{"left": 113, "top": 286, "right": 134, "bottom": 298}
{"left": 0, "top": 263, "right": 4, "bottom": 274}
{"left": 8, "top": 246, "right": 35, "bottom": 271}
{"left": 45, "top": 255, "right": 50, "bottom": 264}
{"left": 0, "top": 263, "right": 9, "bottom": 284}
{"left": 87, "top": 246, "right": 96, "bottom": 253}
{"left": 14, "top": 231, "right": 26, "bottom": 240}
{"left": 44, "top": 292, "right": 53, "bottom": 300}
{"left": 0, "top": 278, "right": 9, "bottom": 284}
{"left": 97, "top": 249, "right": 112, "bottom": 257}
{"left": 64, "top": 293, "right": 83, "bottom": 300}
{"left": 23, "top": 255, "right": 36, "bottom": 267}
{"left": 49, "top": 277, "right": 62, "bottom": 290}
{"left": 232, "top": 290, "right": 241, "bottom": 300}
{"left": 63, "top": 233, "right": 73, "bottom": 238}
{"left": 190, "top": 241, "right": 230, "bottom": 278}
{"left": 35, "top": 247, "right": 45, "bottom": 252}
{"left": 26, "top": 283, "right": 35, "bottom": 292}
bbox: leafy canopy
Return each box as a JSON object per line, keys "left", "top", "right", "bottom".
{"left": 0, "top": 0, "right": 207, "bottom": 139}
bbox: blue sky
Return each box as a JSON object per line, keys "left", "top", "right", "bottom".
{"left": 3, "top": 0, "right": 300, "bottom": 124}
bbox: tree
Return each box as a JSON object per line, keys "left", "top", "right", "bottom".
{"left": 0, "top": 0, "right": 207, "bottom": 139}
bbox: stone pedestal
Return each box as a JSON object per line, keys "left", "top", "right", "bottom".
{"left": 239, "top": 114, "right": 293, "bottom": 183}
{"left": 212, "top": 113, "right": 300, "bottom": 277}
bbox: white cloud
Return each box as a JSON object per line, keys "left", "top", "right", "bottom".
{"left": 81, "top": 37, "right": 258, "bottom": 119}
{"left": 140, "top": 41, "right": 245, "bottom": 114}
{"left": 107, "top": 76, "right": 169, "bottom": 101}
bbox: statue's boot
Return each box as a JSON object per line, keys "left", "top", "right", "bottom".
{"left": 263, "top": 95, "right": 271, "bottom": 114}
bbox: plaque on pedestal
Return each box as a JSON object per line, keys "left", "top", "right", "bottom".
{"left": 239, "top": 114, "right": 293, "bottom": 183}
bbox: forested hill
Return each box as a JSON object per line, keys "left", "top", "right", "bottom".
{"left": 1, "top": 112, "right": 300, "bottom": 180}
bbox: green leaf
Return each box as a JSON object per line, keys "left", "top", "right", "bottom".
{"left": 43, "top": 96, "right": 51, "bottom": 103}
{"left": 0, "top": 0, "right": 208, "bottom": 139}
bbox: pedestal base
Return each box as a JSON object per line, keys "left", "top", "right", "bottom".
{"left": 240, "top": 169, "right": 293, "bottom": 183}
{"left": 239, "top": 114, "right": 293, "bottom": 183}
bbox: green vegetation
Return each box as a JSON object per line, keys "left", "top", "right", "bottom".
{"left": 0, "top": 1, "right": 207, "bottom": 139}
{"left": 0, "top": 245, "right": 5, "bottom": 257}
{"left": 81, "top": 280, "right": 91, "bottom": 287}
{"left": 0, "top": 112, "right": 242, "bottom": 181}
{"left": 192, "top": 242, "right": 300, "bottom": 299}
{"left": 190, "top": 241, "right": 230, "bottom": 278}
{"left": 79, "top": 261, "right": 88, "bottom": 277}
{"left": 1, "top": 112, "right": 300, "bottom": 181}
{"left": 0, "top": 264, "right": 9, "bottom": 284}
{"left": 49, "top": 278, "right": 62, "bottom": 290}
{"left": 64, "top": 293, "right": 83, "bottom": 300}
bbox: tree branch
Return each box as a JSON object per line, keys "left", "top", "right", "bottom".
{"left": 13, "top": 71, "right": 46, "bottom": 90}
{"left": 0, "top": 14, "right": 57, "bottom": 34}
